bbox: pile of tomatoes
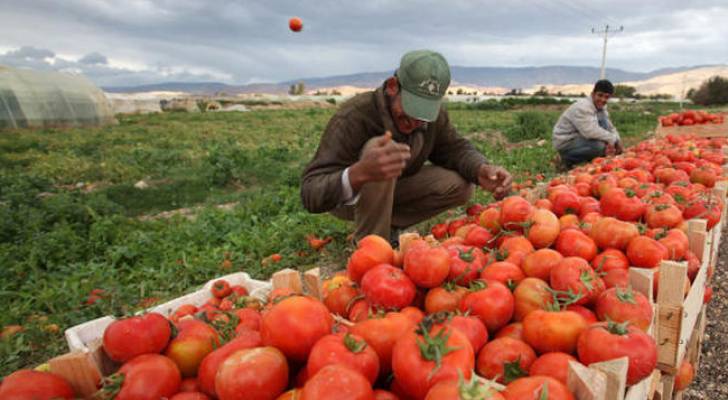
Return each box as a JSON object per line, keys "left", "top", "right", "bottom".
{"left": 1, "top": 134, "right": 725, "bottom": 400}
{"left": 660, "top": 110, "right": 725, "bottom": 127}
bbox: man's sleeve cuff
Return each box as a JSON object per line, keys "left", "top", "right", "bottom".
{"left": 341, "top": 167, "right": 360, "bottom": 206}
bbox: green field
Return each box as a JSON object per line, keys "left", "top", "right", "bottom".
{"left": 0, "top": 99, "right": 695, "bottom": 373}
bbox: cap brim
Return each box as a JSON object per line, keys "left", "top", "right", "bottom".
{"left": 401, "top": 88, "right": 441, "bottom": 122}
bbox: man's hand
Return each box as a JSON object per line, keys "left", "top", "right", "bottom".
{"left": 605, "top": 143, "right": 616, "bottom": 157}
{"left": 478, "top": 164, "right": 513, "bottom": 200}
{"left": 615, "top": 141, "right": 624, "bottom": 155}
{"left": 349, "top": 131, "right": 411, "bottom": 191}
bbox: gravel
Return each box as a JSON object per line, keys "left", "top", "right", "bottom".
{"left": 684, "top": 223, "right": 727, "bottom": 399}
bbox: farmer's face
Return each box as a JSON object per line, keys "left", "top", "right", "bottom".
{"left": 391, "top": 92, "right": 426, "bottom": 134}
{"left": 592, "top": 91, "right": 611, "bottom": 110}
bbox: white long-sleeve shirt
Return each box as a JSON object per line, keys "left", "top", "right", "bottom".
{"left": 552, "top": 97, "right": 620, "bottom": 150}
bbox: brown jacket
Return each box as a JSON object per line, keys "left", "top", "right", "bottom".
{"left": 300, "top": 84, "right": 487, "bottom": 213}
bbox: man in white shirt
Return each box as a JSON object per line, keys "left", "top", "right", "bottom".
{"left": 552, "top": 79, "right": 623, "bottom": 169}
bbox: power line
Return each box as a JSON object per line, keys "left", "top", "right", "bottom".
{"left": 553, "top": 0, "right": 623, "bottom": 27}
{"left": 592, "top": 24, "right": 624, "bottom": 79}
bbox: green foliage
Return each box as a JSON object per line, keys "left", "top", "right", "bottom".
{"left": 614, "top": 85, "right": 637, "bottom": 98}
{"left": 689, "top": 76, "right": 728, "bottom": 105}
{"left": 448, "top": 96, "right": 572, "bottom": 111}
{"left": 503, "top": 111, "right": 558, "bottom": 142}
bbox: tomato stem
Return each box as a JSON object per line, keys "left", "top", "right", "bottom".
{"left": 343, "top": 333, "right": 367, "bottom": 353}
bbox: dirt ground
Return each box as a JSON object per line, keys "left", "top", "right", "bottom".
{"left": 684, "top": 224, "right": 727, "bottom": 399}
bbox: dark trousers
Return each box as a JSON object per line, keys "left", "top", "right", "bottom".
{"left": 558, "top": 137, "right": 606, "bottom": 168}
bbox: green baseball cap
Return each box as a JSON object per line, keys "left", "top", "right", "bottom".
{"left": 397, "top": 50, "right": 451, "bottom": 122}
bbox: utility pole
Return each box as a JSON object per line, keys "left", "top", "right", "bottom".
{"left": 592, "top": 25, "right": 624, "bottom": 79}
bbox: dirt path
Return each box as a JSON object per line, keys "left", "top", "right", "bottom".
{"left": 684, "top": 224, "right": 727, "bottom": 399}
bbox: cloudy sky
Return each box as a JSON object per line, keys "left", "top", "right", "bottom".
{"left": 1, "top": 0, "right": 727, "bottom": 87}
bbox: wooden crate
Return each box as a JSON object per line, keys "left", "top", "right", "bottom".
{"left": 655, "top": 119, "right": 728, "bottom": 138}
{"left": 653, "top": 304, "right": 708, "bottom": 400}
{"left": 654, "top": 219, "right": 711, "bottom": 373}
{"left": 55, "top": 272, "right": 271, "bottom": 395}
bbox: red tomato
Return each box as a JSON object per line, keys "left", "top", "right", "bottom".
{"left": 477, "top": 337, "right": 537, "bottom": 384}
{"left": 480, "top": 261, "right": 526, "bottom": 289}
{"left": 513, "top": 277, "right": 553, "bottom": 321}
{"left": 404, "top": 245, "right": 451, "bottom": 288}
{"left": 496, "top": 322, "right": 525, "bottom": 341}
{"left": 179, "top": 378, "right": 200, "bottom": 392}
{"left": 674, "top": 360, "right": 695, "bottom": 392}
{"left": 170, "top": 393, "right": 211, "bottom": 400}
{"left": 425, "top": 378, "right": 505, "bottom": 399}
{"left": 602, "top": 268, "right": 630, "bottom": 289}
{"left": 348, "top": 299, "right": 373, "bottom": 323}
{"left": 645, "top": 204, "right": 683, "bottom": 229}
{"left": 555, "top": 229, "right": 597, "bottom": 261}
{"left": 565, "top": 305, "right": 597, "bottom": 325}
{"left": 550, "top": 257, "right": 604, "bottom": 306}
{"left": 401, "top": 306, "right": 425, "bottom": 325}
{"left": 0, "top": 370, "right": 75, "bottom": 399}
{"left": 301, "top": 364, "right": 374, "bottom": 400}
{"left": 171, "top": 304, "right": 198, "bottom": 323}
{"left": 175, "top": 319, "right": 221, "bottom": 346}
{"left": 528, "top": 352, "right": 577, "bottom": 385}
{"left": 626, "top": 236, "right": 669, "bottom": 268}
{"left": 446, "top": 245, "right": 487, "bottom": 286}
{"left": 502, "top": 376, "right": 575, "bottom": 400}
{"left": 479, "top": 207, "right": 502, "bottom": 232}
{"left": 350, "top": 312, "right": 415, "bottom": 376}
{"left": 526, "top": 209, "right": 560, "bottom": 249}
{"left": 261, "top": 296, "right": 333, "bottom": 362}
{"left": 447, "top": 314, "right": 489, "bottom": 353}
{"left": 322, "top": 276, "right": 360, "bottom": 316}
{"left": 392, "top": 325, "right": 474, "bottom": 399}
{"left": 459, "top": 280, "right": 515, "bottom": 333}
{"left": 373, "top": 389, "right": 400, "bottom": 400}
{"left": 522, "top": 249, "right": 563, "bottom": 281}
{"left": 103, "top": 313, "right": 172, "bottom": 362}
{"left": 289, "top": 17, "right": 303, "bottom": 32}
{"left": 577, "top": 322, "right": 657, "bottom": 385}
{"left": 500, "top": 196, "right": 534, "bottom": 231}
{"left": 595, "top": 287, "right": 653, "bottom": 331}
{"left": 216, "top": 347, "right": 288, "bottom": 400}
{"left": 499, "top": 236, "right": 535, "bottom": 260}
{"left": 234, "top": 307, "right": 262, "bottom": 332}
{"left": 165, "top": 334, "right": 215, "bottom": 378}
{"left": 197, "top": 335, "right": 262, "bottom": 397}
{"left": 463, "top": 225, "right": 495, "bottom": 248}
{"left": 211, "top": 280, "right": 232, "bottom": 298}
{"left": 600, "top": 188, "right": 646, "bottom": 222}
{"left": 590, "top": 217, "right": 639, "bottom": 251}
{"left": 347, "top": 235, "right": 395, "bottom": 283}
{"left": 591, "top": 249, "right": 628, "bottom": 273}
{"left": 551, "top": 190, "right": 581, "bottom": 217}
{"left": 115, "top": 354, "right": 181, "bottom": 400}
{"left": 361, "top": 264, "right": 416, "bottom": 310}
{"left": 659, "top": 229, "right": 689, "bottom": 261}
{"left": 431, "top": 223, "right": 449, "bottom": 239}
{"left": 523, "top": 309, "right": 588, "bottom": 354}
{"left": 307, "top": 333, "right": 380, "bottom": 385}
{"left": 424, "top": 285, "right": 468, "bottom": 314}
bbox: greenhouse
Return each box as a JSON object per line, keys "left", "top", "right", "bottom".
{"left": 0, "top": 65, "right": 115, "bottom": 129}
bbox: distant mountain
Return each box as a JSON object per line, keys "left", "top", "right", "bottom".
{"left": 102, "top": 64, "right": 721, "bottom": 94}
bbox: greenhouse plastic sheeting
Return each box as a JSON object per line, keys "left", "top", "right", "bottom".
{"left": 0, "top": 65, "right": 115, "bottom": 129}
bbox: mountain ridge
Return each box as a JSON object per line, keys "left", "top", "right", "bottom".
{"left": 103, "top": 64, "right": 724, "bottom": 94}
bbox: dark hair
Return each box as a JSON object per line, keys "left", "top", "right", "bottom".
{"left": 593, "top": 79, "right": 614, "bottom": 94}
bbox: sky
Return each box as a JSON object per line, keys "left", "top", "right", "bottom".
{"left": 1, "top": 0, "right": 727, "bottom": 87}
